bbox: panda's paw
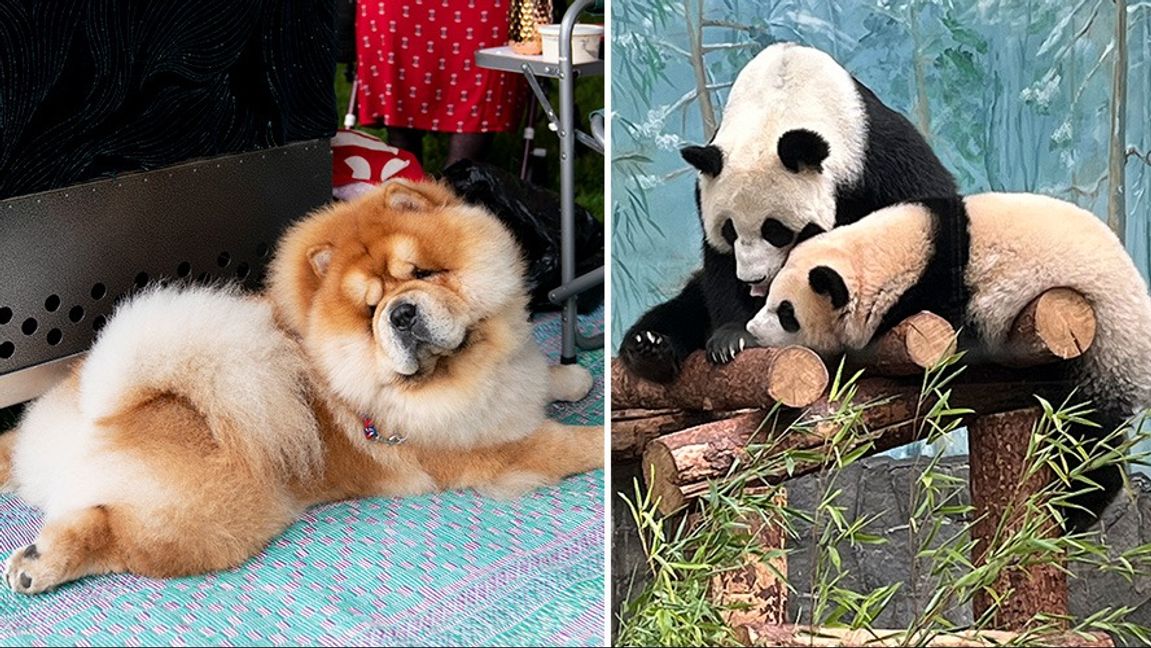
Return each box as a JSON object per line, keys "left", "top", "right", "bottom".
{"left": 620, "top": 330, "right": 680, "bottom": 384}
{"left": 706, "top": 324, "right": 758, "bottom": 365}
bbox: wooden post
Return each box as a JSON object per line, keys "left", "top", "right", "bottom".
{"left": 712, "top": 491, "right": 789, "bottom": 628}
{"left": 968, "top": 408, "right": 1068, "bottom": 630}
{"left": 735, "top": 624, "right": 1113, "bottom": 647}
{"left": 640, "top": 374, "right": 1077, "bottom": 515}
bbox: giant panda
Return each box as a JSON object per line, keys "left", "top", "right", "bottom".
{"left": 746, "top": 192, "right": 1151, "bottom": 531}
{"left": 620, "top": 42, "right": 957, "bottom": 384}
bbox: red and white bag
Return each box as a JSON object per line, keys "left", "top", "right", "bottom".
{"left": 331, "top": 79, "right": 425, "bottom": 201}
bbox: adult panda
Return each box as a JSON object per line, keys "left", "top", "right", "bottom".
{"left": 747, "top": 192, "right": 1151, "bottom": 531}
{"left": 620, "top": 42, "right": 957, "bottom": 384}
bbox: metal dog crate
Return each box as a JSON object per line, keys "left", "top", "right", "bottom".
{"left": 0, "top": 141, "right": 333, "bottom": 407}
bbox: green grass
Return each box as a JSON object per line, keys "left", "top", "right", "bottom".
{"left": 335, "top": 64, "right": 604, "bottom": 221}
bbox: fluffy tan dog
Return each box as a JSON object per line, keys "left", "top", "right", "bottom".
{"left": 0, "top": 180, "right": 602, "bottom": 593}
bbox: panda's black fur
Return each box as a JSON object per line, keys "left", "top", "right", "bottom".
{"left": 620, "top": 76, "right": 958, "bottom": 384}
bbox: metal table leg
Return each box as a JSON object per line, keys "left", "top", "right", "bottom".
{"left": 558, "top": 0, "right": 596, "bottom": 364}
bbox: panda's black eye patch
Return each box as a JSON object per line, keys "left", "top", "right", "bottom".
{"left": 777, "top": 300, "right": 800, "bottom": 333}
{"left": 761, "top": 218, "right": 795, "bottom": 248}
{"left": 721, "top": 218, "right": 737, "bottom": 245}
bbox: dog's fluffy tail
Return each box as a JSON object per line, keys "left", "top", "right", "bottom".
{"left": 77, "top": 285, "right": 322, "bottom": 479}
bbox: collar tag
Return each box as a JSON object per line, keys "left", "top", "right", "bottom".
{"left": 362, "top": 418, "right": 405, "bottom": 445}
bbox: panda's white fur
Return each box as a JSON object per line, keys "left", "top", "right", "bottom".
{"left": 700, "top": 43, "right": 867, "bottom": 288}
{"left": 747, "top": 193, "right": 1151, "bottom": 528}
{"left": 747, "top": 193, "right": 1151, "bottom": 411}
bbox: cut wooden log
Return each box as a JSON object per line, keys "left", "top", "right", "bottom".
{"left": 969, "top": 408, "right": 1067, "bottom": 630}
{"left": 711, "top": 493, "right": 789, "bottom": 628}
{"left": 1003, "top": 288, "right": 1096, "bottom": 367}
{"left": 642, "top": 410, "right": 773, "bottom": 512}
{"left": 643, "top": 373, "right": 1074, "bottom": 515}
{"left": 611, "top": 409, "right": 713, "bottom": 458}
{"left": 846, "top": 289, "right": 1094, "bottom": 375}
{"left": 734, "top": 624, "right": 1112, "bottom": 647}
{"left": 612, "top": 346, "right": 828, "bottom": 411}
{"left": 855, "top": 311, "right": 957, "bottom": 376}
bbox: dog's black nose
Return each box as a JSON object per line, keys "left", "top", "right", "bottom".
{"left": 389, "top": 302, "right": 418, "bottom": 331}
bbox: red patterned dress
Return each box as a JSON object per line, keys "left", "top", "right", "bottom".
{"left": 356, "top": 0, "right": 526, "bottom": 133}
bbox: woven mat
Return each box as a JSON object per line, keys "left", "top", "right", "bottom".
{"left": 0, "top": 308, "right": 605, "bottom": 646}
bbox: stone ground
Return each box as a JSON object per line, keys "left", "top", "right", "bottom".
{"left": 612, "top": 455, "right": 1151, "bottom": 641}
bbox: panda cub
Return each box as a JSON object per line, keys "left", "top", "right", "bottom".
{"left": 747, "top": 192, "right": 1151, "bottom": 531}
{"left": 620, "top": 42, "right": 956, "bottom": 384}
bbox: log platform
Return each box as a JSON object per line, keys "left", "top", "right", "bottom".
{"left": 613, "top": 288, "right": 1102, "bottom": 640}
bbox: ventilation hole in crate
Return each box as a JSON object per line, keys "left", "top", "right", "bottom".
{"left": 0, "top": 342, "right": 12, "bottom": 359}
{"left": 46, "top": 329, "right": 62, "bottom": 346}
{"left": 177, "top": 261, "right": 192, "bottom": 278}
{"left": 69, "top": 306, "right": 85, "bottom": 323}
{"left": 217, "top": 252, "right": 232, "bottom": 268}
{"left": 256, "top": 242, "right": 270, "bottom": 259}
{"left": 44, "top": 295, "right": 60, "bottom": 312}
{"left": 235, "top": 262, "right": 251, "bottom": 280}
{"left": 91, "top": 283, "right": 107, "bottom": 300}
{"left": 22, "top": 318, "right": 37, "bottom": 335}
{"left": 0, "top": 307, "right": 10, "bottom": 325}
{"left": 135, "top": 272, "right": 150, "bottom": 289}
{"left": 92, "top": 315, "right": 107, "bottom": 332}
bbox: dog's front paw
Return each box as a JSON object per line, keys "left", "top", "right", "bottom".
{"left": 706, "top": 324, "right": 758, "bottom": 365}
{"left": 619, "top": 330, "right": 680, "bottom": 384}
{"left": 549, "top": 364, "right": 594, "bottom": 402}
{"left": 5, "top": 543, "right": 58, "bottom": 595}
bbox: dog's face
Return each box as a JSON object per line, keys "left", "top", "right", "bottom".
{"left": 268, "top": 180, "right": 527, "bottom": 407}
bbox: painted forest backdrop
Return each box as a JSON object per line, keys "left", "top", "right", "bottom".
{"left": 612, "top": 0, "right": 1151, "bottom": 344}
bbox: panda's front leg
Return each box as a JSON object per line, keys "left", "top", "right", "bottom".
{"left": 619, "top": 276, "right": 709, "bottom": 384}
{"left": 705, "top": 321, "right": 760, "bottom": 364}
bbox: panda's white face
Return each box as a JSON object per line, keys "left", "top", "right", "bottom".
{"left": 700, "top": 164, "right": 836, "bottom": 294}
{"left": 746, "top": 254, "right": 856, "bottom": 355}
{"left": 683, "top": 131, "right": 839, "bottom": 296}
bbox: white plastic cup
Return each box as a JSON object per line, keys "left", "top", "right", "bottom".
{"left": 539, "top": 24, "right": 604, "bottom": 65}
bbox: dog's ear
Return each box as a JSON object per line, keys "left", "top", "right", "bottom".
{"left": 307, "top": 244, "right": 334, "bottom": 278}
{"left": 381, "top": 179, "right": 457, "bottom": 211}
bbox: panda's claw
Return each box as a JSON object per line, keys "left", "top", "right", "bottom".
{"left": 706, "top": 324, "right": 758, "bottom": 365}
{"left": 621, "top": 329, "right": 681, "bottom": 384}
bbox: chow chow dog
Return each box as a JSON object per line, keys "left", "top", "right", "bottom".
{"left": 0, "top": 180, "right": 603, "bottom": 593}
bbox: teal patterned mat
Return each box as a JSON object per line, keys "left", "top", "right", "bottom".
{"left": 0, "top": 309, "right": 605, "bottom": 647}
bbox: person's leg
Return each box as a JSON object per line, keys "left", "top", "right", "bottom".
{"left": 445, "top": 132, "right": 494, "bottom": 168}
{"left": 386, "top": 127, "right": 425, "bottom": 164}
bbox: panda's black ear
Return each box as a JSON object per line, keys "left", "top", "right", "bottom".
{"left": 778, "top": 129, "right": 830, "bottom": 173}
{"left": 681, "top": 145, "right": 724, "bottom": 177}
{"left": 809, "top": 265, "right": 849, "bottom": 309}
